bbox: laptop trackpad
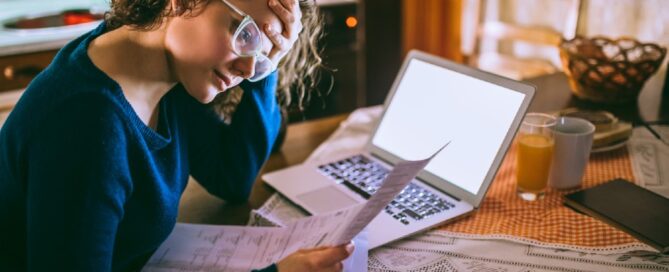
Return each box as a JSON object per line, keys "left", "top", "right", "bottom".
{"left": 297, "top": 186, "right": 360, "bottom": 214}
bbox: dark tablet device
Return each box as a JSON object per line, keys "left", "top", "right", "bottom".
{"left": 564, "top": 178, "right": 669, "bottom": 254}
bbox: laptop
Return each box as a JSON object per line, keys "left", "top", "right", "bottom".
{"left": 263, "top": 50, "right": 535, "bottom": 249}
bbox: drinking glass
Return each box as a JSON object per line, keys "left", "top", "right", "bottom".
{"left": 516, "top": 113, "right": 556, "bottom": 201}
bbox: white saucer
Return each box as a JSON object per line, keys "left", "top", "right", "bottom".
{"left": 591, "top": 138, "right": 629, "bottom": 153}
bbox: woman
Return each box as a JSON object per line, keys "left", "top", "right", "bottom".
{"left": 0, "top": 0, "right": 353, "bottom": 271}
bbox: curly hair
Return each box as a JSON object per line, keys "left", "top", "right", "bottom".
{"left": 105, "top": 0, "right": 206, "bottom": 30}
{"left": 105, "top": 0, "right": 327, "bottom": 119}
{"left": 274, "top": 0, "right": 327, "bottom": 110}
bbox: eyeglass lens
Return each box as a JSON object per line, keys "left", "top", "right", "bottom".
{"left": 234, "top": 21, "right": 262, "bottom": 56}
{"left": 233, "top": 20, "right": 273, "bottom": 81}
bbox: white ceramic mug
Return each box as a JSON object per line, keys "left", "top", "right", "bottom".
{"left": 548, "top": 117, "right": 595, "bottom": 189}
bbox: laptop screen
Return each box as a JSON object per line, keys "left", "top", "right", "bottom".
{"left": 371, "top": 59, "right": 526, "bottom": 195}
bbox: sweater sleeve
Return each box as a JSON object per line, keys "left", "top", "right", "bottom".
{"left": 182, "top": 73, "right": 281, "bottom": 203}
{"left": 25, "top": 94, "right": 133, "bottom": 271}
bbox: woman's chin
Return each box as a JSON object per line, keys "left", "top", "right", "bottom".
{"left": 203, "top": 87, "right": 223, "bottom": 103}
{"left": 183, "top": 85, "right": 219, "bottom": 104}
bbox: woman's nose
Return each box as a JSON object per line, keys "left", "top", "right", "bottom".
{"left": 234, "top": 56, "right": 256, "bottom": 79}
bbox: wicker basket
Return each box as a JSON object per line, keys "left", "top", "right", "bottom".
{"left": 559, "top": 36, "right": 666, "bottom": 104}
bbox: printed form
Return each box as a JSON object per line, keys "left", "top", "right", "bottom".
{"left": 142, "top": 143, "right": 449, "bottom": 271}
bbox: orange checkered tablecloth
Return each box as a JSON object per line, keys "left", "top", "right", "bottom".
{"left": 437, "top": 142, "right": 640, "bottom": 248}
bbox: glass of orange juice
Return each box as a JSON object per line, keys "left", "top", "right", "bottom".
{"left": 516, "top": 113, "right": 556, "bottom": 201}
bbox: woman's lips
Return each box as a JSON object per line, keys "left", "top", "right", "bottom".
{"left": 213, "top": 70, "right": 232, "bottom": 90}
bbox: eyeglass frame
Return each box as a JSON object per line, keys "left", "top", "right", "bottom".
{"left": 220, "top": 0, "right": 277, "bottom": 82}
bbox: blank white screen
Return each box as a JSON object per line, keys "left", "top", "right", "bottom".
{"left": 372, "top": 59, "right": 525, "bottom": 194}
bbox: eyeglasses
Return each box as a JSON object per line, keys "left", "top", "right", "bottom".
{"left": 220, "top": 0, "right": 276, "bottom": 82}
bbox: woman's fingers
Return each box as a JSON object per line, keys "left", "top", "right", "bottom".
{"left": 268, "top": 0, "right": 298, "bottom": 33}
{"left": 265, "top": 0, "right": 303, "bottom": 63}
{"left": 277, "top": 243, "right": 353, "bottom": 272}
{"left": 264, "top": 24, "right": 286, "bottom": 51}
{"left": 322, "top": 261, "right": 344, "bottom": 272}
{"left": 268, "top": 0, "right": 302, "bottom": 39}
{"left": 263, "top": 24, "right": 288, "bottom": 64}
{"left": 333, "top": 261, "right": 344, "bottom": 272}
{"left": 311, "top": 242, "right": 355, "bottom": 268}
{"left": 278, "top": 0, "right": 297, "bottom": 12}
{"left": 278, "top": 0, "right": 302, "bottom": 34}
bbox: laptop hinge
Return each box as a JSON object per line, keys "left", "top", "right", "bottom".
{"left": 369, "top": 152, "right": 462, "bottom": 202}
{"left": 415, "top": 176, "right": 461, "bottom": 202}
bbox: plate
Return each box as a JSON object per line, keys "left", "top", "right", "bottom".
{"left": 591, "top": 138, "right": 629, "bottom": 153}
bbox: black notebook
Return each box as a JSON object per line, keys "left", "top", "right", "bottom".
{"left": 564, "top": 178, "right": 669, "bottom": 254}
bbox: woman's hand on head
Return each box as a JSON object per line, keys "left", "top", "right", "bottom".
{"left": 264, "top": 0, "right": 303, "bottom": 65}
{"left": 276, "top": 242, "right": 354, "bottom": 272}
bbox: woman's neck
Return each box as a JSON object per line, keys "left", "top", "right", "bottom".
{"left": 88, "top": 24, "right": 177, "bottom": 129}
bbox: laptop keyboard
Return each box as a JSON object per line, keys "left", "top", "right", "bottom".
{"left": 317, "top": 155, "right": 455, "bottom": 225}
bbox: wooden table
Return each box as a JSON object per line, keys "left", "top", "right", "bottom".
{"left": 177, "top": 72, "right": 668, "bottom": 226}
{"left": 177, "top": 114, "right": 348, "bottom": 225}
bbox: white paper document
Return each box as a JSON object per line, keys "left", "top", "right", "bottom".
{"left": 142, "top": 206, "right": 363, "bottom": 272}
{"left": 143, "top": 142, "right": 449, "bottom": 271}
{"left": 629, "top": 125, "right": 669, "bottom": 198}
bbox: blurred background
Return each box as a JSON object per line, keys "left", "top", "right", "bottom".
{"left": 1, "top": 0, "right": 668, "bottom": 124}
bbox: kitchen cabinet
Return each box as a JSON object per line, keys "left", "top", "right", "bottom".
{"left": 1, "top": 50, "right": 58, "bottom": 93}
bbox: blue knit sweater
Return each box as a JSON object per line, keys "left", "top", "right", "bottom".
{"left": 0, "top": 22, "right": 280, "bottom": 271}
